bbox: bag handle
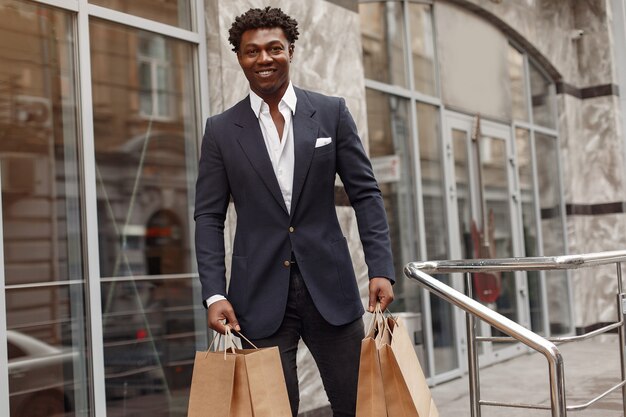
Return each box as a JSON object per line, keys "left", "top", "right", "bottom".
{"left": 223, "top": 326, "right": 237, "bottom": 359}
{"left": 366, "top": 302, "right": 386, "bottom": 334}
{"left": 205, "top": 326, "right": 259, "bottom": 359}
{"left": 368, "top": 302, "right": 398, "bottom": 341}
{"left": 233, "top": 330, "right": 258, "bottom": 349}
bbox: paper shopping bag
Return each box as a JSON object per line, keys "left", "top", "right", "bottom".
{"left": 356, "top": 307, "right": 388, "bottom": 417}
{"left": 187, "top": 349, "right": 249, "bottom": 417}
{"left": 238, "top": 346, "right": 292, "bottom": 417}
{"left": 187, "top": 332, "right": 291, "bottom": 417}
{"left": 379, "top": 316, "right": 439, "bottom": 417}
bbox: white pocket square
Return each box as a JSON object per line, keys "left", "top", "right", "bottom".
{"left": 315, "top": 137, "right": 332, "bottom": 148}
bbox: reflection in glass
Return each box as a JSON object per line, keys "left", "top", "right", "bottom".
{"left": 453, "top": 129, "right": 471, "bottom": 259}
{"left": 0, "top": 1, "right": 89, "bottom": 415}
{"left": 516, "top": 129, "right": 544, "bottom": 334}
{"left": 366, "top": 89, "right": 418, "bottom": 303}
{"left": 138, "top": 34, "right": 174, "bottom": 119}
{"left": 366, "top": 89, "right": 427, "bottom": 369}
{"left": 480, "top": 136, "right": 517, "bottom": 333}
{"left": 417, "top": 104, "right": 457, "bottom": 373}
{"left": 509, "top": 45, "right": 529, "bottom": 122}
{"left": 7, "top": 285, "right": 88, "bottom": 417}
{"left": 90, "top": 20, "right": 197, "bottom": 278}
{"left": 529, "top": 61, "right": 556, "bottom": 128}
{"left": 452, "top": 128, "right": 485, "bottom": 355}
{"left": 101, "top": 278, "right": 201, "bottom": 413}
{"left": 535, "top": 133, "right": 570, "bottom": 334}
{"left": 90, "top": 0, "right": 192, "bottom": 30}
{"left": 453, "top": 128, "right": 517, "bottom": 347}
{"left": 408, "top": 3, "right": 437, "bottom": 95}
{"left": 90, "top": 20, "right": 201, "bottom": 415}
{"left": 360, "top": 1, "right": 409, "bottom": 88}
{"left": 435, "top": 2, "right": 511, "bottom": 121}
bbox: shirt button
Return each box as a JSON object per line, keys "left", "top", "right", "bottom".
{"left": 289, "top": 227, "right": 295, "bottom": 233}
{"left": 283, "top": 260, "right": 291, "bottom": 267}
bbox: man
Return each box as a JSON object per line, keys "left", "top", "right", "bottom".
{"left": 194, "top": 7, "right": 395, "bottom": 417}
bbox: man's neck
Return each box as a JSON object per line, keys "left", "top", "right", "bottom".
{"left": 254, "top": 82, "right": 290, "bottom": 111}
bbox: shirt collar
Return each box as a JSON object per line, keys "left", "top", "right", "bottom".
{"left": 249, "top": 82, "right": 297, "bottom": 118}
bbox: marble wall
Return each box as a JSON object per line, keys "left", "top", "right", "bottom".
{"left": 202, "top": 1, "right": 366, "bottom": 413}
{"left": 448, "top": 0, "right": 626, "bottom": 329}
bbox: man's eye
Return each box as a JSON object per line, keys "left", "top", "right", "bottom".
{"left": 270, "top": 46, "right": 283, "bottom": 54}
{"left": 246, "top": 50, "right": 258, "bottom": 57}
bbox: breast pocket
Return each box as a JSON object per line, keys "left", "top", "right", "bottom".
{"left": 314, "top": 141, "right": 335, "bottom": 157}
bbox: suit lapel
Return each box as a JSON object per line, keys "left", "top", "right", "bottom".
{"left": 290, "top": 88, "right": 320, "bottom": 217}
{"left": 234, "top": 97, "right": 289, "bottom": 215}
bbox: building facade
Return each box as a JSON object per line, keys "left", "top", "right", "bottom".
{"left": 0, "top": 0, "right": 625, "bottom": 415}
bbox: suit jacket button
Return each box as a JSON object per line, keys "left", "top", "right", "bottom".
{"left": 283, "top": 260, "right": 290, "bottom": 267}
{"left": 289, "top": 226, "right": 295, "bottom": 233}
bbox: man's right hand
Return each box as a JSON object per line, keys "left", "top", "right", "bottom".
{"left": 208, "top": 299, "right": 241, "bottom": 334}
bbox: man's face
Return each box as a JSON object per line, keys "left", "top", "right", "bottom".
{"left": 237, "top": 27, "right": 293, "bottom": 102}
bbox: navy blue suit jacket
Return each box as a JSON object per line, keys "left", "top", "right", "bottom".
{"left": 194, "top": 87, "right": 395, "bottom": 339}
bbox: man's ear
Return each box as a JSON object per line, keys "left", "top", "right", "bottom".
{"left": 289, "top": 44, "right": 295, "bottom": 61}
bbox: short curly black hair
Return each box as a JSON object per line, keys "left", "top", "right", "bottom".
{"left": 228, "top": 7, "right": 299, "bottom": 53}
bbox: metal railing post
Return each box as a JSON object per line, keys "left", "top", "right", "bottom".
{"left": 616, "top": 262, "right": 626, "bottom": 417}
{"left": 547, "top": 347, "right": 567, "bottom": 417}
{"left": 465, "top": 272, "right": 481, "bottom": 417}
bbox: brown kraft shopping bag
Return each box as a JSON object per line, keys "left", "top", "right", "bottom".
{"left": 188, "top": 328, "right": 291, "bottom": 417}
{"left": 241, "top": 345, "right": 292, "bottom": 417}
{"left": 379, "top": 316, "right": 439, "bottom": 417}
{"left": 187, "top": 348, "right": 242, "bottom": 417}
{"left": 356, "top": 305, "right": 388, "bottom": 417}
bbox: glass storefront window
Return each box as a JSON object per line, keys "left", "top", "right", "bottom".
{"left": 529, "top": 61, "right": 556, "bottom": 128}
{"left": 417, "top": 103, "right": 458, "bottom": 374}
{"left": 481, "top": 135, "right": 517, "bottom": 332}
{"left": 535, "top": 134, "right": 564, "bottom": 256}
{"left": 90, "top": 19, "right": 202, "bottom": 415}
{"left": 418, "top": 103, "right": 445, "bottom": 261}
{"left": 408, "top": 3, "right": 436, "bottom": 95}
{"left": 509, "top": 45, "right": 529, "bottom": 122}
{"left": 360, "top": 1, "right": 409, "bottom": 88}
{"left": 435, "top": 1, "right": 512, "bottom": 121}
{"left": 516, "top": 128, "right": 544, "bottom": 333}
{"left": 535, "top": 133, "right": 570, "bottom": 334}
{"left": 0, "top": 1, "right": 90, "bottom": 415}
{"left": 366, "top": 89, "right": 418, "bottom": 292}
{"left": 90, "top": 0, "right": 193, "bottom": 30}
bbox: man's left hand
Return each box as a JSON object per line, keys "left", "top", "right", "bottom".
{"left": 368, "top": 277, "right": 394, "bottom": 312}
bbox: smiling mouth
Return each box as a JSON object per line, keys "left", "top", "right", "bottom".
{"left": 256, "top": 69, "right": 276, "bottom": 77}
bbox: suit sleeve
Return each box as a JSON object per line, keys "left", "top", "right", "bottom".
{"left": 194, "top": 117, "right": 231, "bottom": 307}
{"left": 335, "top": 98, "right": 396, "bottom": 282}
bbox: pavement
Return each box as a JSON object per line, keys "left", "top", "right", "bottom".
{"left": 431, "top": 334, "right": 625, "bottom": 417}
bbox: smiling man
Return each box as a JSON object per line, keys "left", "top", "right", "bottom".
{"left": 194, "top": 7, "right": 395, "bottom": 417}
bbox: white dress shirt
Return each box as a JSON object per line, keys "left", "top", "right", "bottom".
{"left": 206, "top": 83, "right": 298, "bottom": 308}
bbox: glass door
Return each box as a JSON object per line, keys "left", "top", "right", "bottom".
{"left": 444, "top": 112, "right": 529, "bottom": 365}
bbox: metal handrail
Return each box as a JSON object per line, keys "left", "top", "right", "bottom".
{"left": 404, "top": 251, "right": 626, "bottom": 417}
{"left": 404, "top": 265, "right": 567, "bottom": 417}
{"left": 411, "top": 250, "right": 626, "bottom": 273}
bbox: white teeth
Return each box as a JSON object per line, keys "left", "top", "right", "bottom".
{"left": 258, "top": 70, "right": 273, "bottom": 76}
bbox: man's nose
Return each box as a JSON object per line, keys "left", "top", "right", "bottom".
{"left": 258, "top": 49, "right": 272, "bottom": 63}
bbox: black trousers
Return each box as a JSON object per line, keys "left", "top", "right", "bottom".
{"left": 243, "top": 263, "right": 364, "bottom": 417}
